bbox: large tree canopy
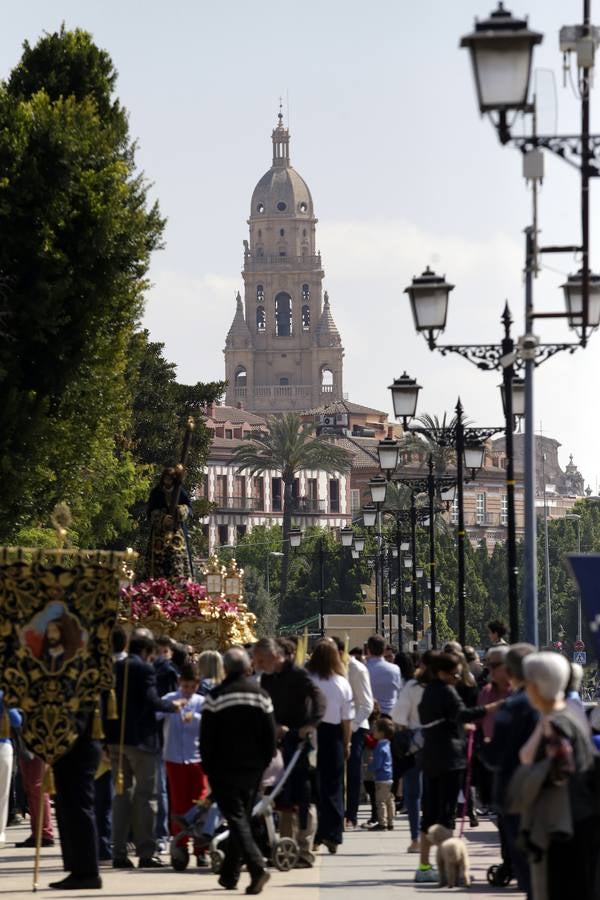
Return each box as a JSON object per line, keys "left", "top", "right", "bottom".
{"left": 0, "top": 26, "right": 164, "bottom": 545}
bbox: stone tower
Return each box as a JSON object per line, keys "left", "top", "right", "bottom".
{"left": 224, "top": 113, "right": 344, "bottom": 413}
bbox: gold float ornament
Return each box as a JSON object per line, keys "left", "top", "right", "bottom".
{"left": 203, "top": 554, "right": 226, "bottom": 599}
{"left": 121, "top": 565, "right": 256, "bottom": 653}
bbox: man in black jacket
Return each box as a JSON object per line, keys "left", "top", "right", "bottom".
{"left": 105, "top": 629, "right": 185, "bottom": 869}
{"left": 201, "top": 647, "right": 276, "bottom": 895}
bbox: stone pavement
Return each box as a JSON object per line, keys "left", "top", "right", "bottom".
{"left": 1, "top": 814, "right": 524, "bottom": 899}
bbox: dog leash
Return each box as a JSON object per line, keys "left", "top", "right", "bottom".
{"left": 458, "top": 729, "right": 475, "bottom": 839}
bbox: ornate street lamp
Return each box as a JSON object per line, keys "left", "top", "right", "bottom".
{"left": 388, "top": 372, "right": 422, "bottom": 425}
{"left": 340, "top": 526, "right": 354, "bottom": 547}
{"left": 404, "top": 268, "right": 454, "bottom": 348}
{"left": 362, "top": 505, "right": 377, "bottom": 528}
{"left": 369, "top": 474, "right": 388, "bottom": 506}
{"left": 401, "top": 540, "right": 410, "bottom": 552}
{"left": 500, "top": 375, "right": 526, "bottom": 420}
{"left": 377, "top": 437, "right": 400, "bottom": 477}
{"left": 460, "top": 4, "right": 542, "bottom": 122}
{"left": 351, "top": 548, "right": 360, "bottom": 560}
{"left": 354, "top": 535, "right": 365, "bottom": 553}
{"left": 289, "top": 528, "right": 303, "bottom": 548}
{"left": 464, "top": 440, "right": 486, "bottom": 473}
{"left": 416, "top": 566, "right": 424, "bottom": 579}
{"left": 403, "top": 555, "right": 412, "bottom": 569}
{"left": 562, "top": 270, "right": 600, "bottom": 336}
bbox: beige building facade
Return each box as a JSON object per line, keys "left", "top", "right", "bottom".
{"left": 224, "top": 114, "right": 344, "bottom": 413}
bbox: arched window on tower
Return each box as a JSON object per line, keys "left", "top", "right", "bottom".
{"left": 302, "top": 305, "right": 310, "bottom": 331}
{"left": 234, "top": 366, "right": 247, "bottom": 396}
{"left": 257, "top": 284, "right": 264, "bottom": 303}
{"left": 321, "top": 366, "right": 334, "bottom": 394}
{"left": 302, "top": 284, "right": 310, "bottom": 302}
{"left": 256, "top": 305, "right": 266, "bottom": 332}
{"left": 275, "top": 292, "right": 292, "bottom": 337}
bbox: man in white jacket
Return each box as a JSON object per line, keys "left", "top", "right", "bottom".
{"left": 333, "top": 639, "right": 374, "bottom": 829}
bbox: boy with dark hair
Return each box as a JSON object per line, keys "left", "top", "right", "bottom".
{"left": 370, "top": 718, "right": 395, "bottom": 831}
{"left": 487, "top": 620, "right": 508, "bottom": 646}
{"left": 158, "top": 663, "right": 207, "bottom": 866}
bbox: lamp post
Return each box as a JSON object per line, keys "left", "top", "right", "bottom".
{"left": 367, "top": 475, "right": 388, "bottom": 636}
{"left": 458, "top": 2, "right": 600, "bottom": 644}
{"left": 389, "top": 388, "right": 491, "bottom": 646}
{"left": 565, "top": 513, "right": 583, "bottom": 641}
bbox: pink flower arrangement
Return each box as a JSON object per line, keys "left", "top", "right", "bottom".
{"left": 121, "top": 578, "right": 240, "bottom": 622}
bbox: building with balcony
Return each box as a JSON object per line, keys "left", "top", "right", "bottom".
{"left": 201, "top": 403, "right": 352, "bottom": 552}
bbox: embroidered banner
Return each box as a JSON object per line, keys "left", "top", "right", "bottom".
{"left": 0, "top": 556, "right": 121, "bottom": 763}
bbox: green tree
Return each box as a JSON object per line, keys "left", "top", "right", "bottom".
{"left": 242, "top": 566, "right": 279, "bottom": 637}
{"left": 232, "top": 413, "right": 352, "bottom": 603}
{"left": 122, "top": 330, "right": 224, "bottom": 567}
{"left": 0, "top": 26, "right": 163, "bottom": 544}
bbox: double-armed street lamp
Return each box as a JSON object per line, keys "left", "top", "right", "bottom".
{"left": 384, "top": 374, "right": 493, "bottom": 646}
{"left": 448, "top": 1, "right": 600, "bottom": 645}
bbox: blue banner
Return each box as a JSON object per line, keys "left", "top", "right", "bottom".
{"left": 567, "top": 554, "right": 600, "bottom": 665}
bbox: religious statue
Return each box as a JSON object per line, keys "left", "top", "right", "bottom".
{"left": 145, "top": 467, "right": 194, "bottom": 580}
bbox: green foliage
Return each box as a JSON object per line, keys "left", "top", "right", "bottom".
{"left": 217, "top": 523, "right": 369, "bottom": 631}
{"left": 0, "top": 26, "right": 223, "bottom": 553}
{"left": 241, "top": 565, "right": 280, "bottom": 637}
{"left": 0, "top": 26, "right": 163, "bottom": 545}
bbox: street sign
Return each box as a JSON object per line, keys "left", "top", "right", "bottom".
{"left": 573, "top": 650, "right": 587, "bottom": 665}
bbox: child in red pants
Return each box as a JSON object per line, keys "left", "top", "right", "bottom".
{"left": 158, "top": 663, "right": 208, "bottom": 866}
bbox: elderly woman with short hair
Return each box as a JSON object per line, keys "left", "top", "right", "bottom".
{"left": 511, "top": 652, "right": 600, "bottom": 900}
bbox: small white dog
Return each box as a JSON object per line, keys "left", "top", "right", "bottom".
{"left": 426, "top": 824, "right": 471, "bottom": 888}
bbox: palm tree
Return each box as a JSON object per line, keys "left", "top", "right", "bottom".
{"left": 415, "top": 412, "right": 459, "bottom": 473}
{"left": 232, "top": 412, "right": 352, "bottom": 604}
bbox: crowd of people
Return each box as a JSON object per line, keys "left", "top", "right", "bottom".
{"left": 1, "top": 618, "right": 600, "bottom": 898}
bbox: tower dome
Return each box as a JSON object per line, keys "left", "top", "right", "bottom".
{"left": 250, "top": 112, "right": 314, "bottom": 219}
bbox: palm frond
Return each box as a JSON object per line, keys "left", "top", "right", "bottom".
{"left": 232, "top": 411, "right": 352, "bottom": 480}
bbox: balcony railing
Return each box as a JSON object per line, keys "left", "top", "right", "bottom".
{"left": 244, "top": 254, "right": 322, "bottom": 271}
{"left": 253, "top": 385, "right": 313, "bottom": 400}
{"left": 291, "top": 497, "right": 327, "bottom": 515}
{"left": 214, "top": 496, "right": 263, "bottom": 512}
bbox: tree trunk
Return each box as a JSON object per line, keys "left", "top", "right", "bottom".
{"left": 280, "top": 476, "right": 294, "bottom": 611}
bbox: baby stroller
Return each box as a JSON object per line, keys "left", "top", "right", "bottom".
{"left": 209, "top": 739, "right": 310, "bottom": 874}
{"left": 170, "top": 799, "right": 223, "bottom": 871}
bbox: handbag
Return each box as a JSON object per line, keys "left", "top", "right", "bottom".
{"left": 392, "top": 718, "right": 445, "bottom": 760}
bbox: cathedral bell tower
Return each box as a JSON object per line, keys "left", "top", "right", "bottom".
{"left": 224, "top": 113, "right": 344, "bottom": 412}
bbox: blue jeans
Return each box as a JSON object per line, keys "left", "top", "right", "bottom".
{"left": 155, "top": 759, "right": 169, "bottom": 842}
{"left": 403, "top": 760, "right": 422, "bottom": 841}
{"left": 345, "top": 728, "right": 366, "bottom": 825}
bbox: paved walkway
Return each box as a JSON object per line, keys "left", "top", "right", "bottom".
{"left": 1, "top": 814, "right": 524, "bottom": 899}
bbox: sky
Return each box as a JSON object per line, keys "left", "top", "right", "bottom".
{"left": 2, "top": 1, "right": 599, "bottom": 490}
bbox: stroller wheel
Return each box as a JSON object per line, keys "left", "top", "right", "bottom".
{"left": 487, "top": 865, "right": 499, "bottom": 885}
{"left": 487, "top": 863, "right": 512, "bottom": 887}
{"left": 210, "top": 849, "right": 225, "bottom": 874}
{"left": 272, "top": 837, "right": 299, "bottom": 871}
{"left": 171, "top": 844, "right": 189, "bottom": 872}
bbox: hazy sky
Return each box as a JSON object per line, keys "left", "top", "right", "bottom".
{"left": 3, "top": 1, "right": 599, "bottom": 490}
